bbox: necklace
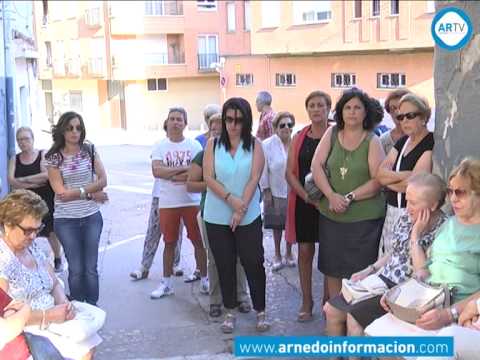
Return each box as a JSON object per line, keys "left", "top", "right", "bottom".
{"left": 339, "top": 130, "right": 366, "bottom": 180}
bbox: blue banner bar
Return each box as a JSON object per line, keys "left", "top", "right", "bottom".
{"left": 234, "top": 336, "right": 454, "bottom": 357}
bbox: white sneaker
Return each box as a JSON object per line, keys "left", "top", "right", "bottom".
{"left": 200, "top": 279, "right": 209, "bottom": 295}
{"left": 272, "top": 259, "right": 283, "bottom": 272}
{"left": 150, "top": 282, "right": 174, "bottom": 299}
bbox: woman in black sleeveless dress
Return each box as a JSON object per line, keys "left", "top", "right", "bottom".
{"left": 8, "top": 127, "right": 62, "bottom": 270}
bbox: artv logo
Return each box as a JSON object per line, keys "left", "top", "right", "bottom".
{"left": 431, "top": 7, "right": 473, "bottom": 51}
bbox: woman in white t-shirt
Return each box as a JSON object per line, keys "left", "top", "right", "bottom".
{"left": 149, "top": 107, "right": 208, "bottom": 299}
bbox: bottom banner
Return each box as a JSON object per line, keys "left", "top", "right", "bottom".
{"left": 234, "top": 336, "right": 453, "bottom": 357}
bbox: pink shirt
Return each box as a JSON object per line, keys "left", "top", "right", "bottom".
{"left": 256, "top": 109, "right": 275, "bottom": 140}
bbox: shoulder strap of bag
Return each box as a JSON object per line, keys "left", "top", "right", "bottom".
{"left": 395, "top": 138, "right": 410, "bottom": 208}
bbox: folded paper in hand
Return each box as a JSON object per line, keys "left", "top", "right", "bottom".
{"left": 385, "top": 278, "right": 449, "bottom": 324}
{"left": 341, "top": 274, "right": 389, "bottom": 305}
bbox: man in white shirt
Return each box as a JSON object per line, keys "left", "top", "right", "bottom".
{"left": 150, "top": 107, "right": 208, "bottom": 299}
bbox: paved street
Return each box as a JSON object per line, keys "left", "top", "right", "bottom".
{"left": 94, "top": 145, "right": 325, "bottom": 359}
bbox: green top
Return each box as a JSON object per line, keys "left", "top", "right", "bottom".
{"left": 427, "top": 216, "right": 480, "bottom": 303}
{"left": 191, "top": 150, "right": 206, "bottom": 213}
{"left": 317, "top": 130, "right": 385, "bottom": 222}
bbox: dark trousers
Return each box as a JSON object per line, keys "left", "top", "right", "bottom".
{"left": 205, "top": 216, "right": 266, "bottom": 311}
{"left": 54, "top": 211, "right": 103, "bottom": 305}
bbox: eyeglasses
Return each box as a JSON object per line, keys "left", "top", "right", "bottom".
{"left": 66, "top": 125, "right": 83, "bottom": 132}
{"left": 279, "top": 122, "right": 294, "bottom": 129}
{"left": 396, "top": 112, "right": 421, "bottom": 122}
{"left": 446, "top": 187, "right": 470, "bottom": 199}
{"left": 16, "top": 223, "right": 45, "bottom": 237}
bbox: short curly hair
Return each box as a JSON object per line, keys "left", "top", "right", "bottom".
{"left": 334, "top": 87, "right": 377, "bottom": 131}
{"left": 449, "top": 158, "right": 480, "bottom": 195}
{"left": 0, "top": 190, "right": 48, "bottom": 226}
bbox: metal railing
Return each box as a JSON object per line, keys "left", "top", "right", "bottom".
{"left": 197, "top": 53, "right": 219, "bottom": 71}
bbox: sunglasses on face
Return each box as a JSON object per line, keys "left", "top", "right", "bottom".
{"left": 278, "top": 122, "right": 294, "bottom": 129}
{"left": 16, "top": 223, "right": 45, "bottom": 237}
{"left": 396, "top": 112, "right": 421, "bottom": 122}
{"left": 66, "top": 125, "right": 83, "bottom": 132}
{"left": 225, "top": 116, "right": 243, "bottom": 124}
{"left": 446, "top": 187, "right": 470, "bottom": 199}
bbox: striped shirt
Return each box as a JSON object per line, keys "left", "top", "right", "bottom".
{"left": 45, "top": 149, "right": 99, "bottom": 219}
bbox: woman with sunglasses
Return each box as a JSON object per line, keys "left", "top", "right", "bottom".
{"left": 285, "top": 90, "right": 331, "bottom": 322}
{"left": 45, "top": 112, "right": 108, "bottom": 306}
{"left": 367, "top": 158, "right": 480, "bottom": 355}
{"left": 260, "top": 112, "right": 296, "bottom": 271}
{"left": 203, "top": 97, "right": 269, "bottom": 333}
{"left": 0, "top": 190, "right": 103, "bottom": 359}
{"left": 376, "top": 93, "right": 434, "bottom": 256}
{"left": 8, "top": 126, "right": 63, "bottom": 272}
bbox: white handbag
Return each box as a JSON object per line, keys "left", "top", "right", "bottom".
{"left": 47, "top": 301, "right": 106, "bottom": 342}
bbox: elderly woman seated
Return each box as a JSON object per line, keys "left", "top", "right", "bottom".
{"left": 323, "top": 173, "right": 448, "bottom": 346}
{"left": 366, "top": 158, "right": 480, "bottom": 359}
{"left": 0, "top": 190, "right": 103, "bottom": 360}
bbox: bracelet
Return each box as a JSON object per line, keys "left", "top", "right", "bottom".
{"left": 449, "top": 306, "right": 459, "bottom": 323}
{"left": 79, "top": 187, "right": 86, "bottom": 200}
{"left": 224, "top": 192, "right": 231, "bottom": 201}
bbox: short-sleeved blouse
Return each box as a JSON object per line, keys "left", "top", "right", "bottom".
{"left": 0, "top": 237, "right": 55, "bottom": 310}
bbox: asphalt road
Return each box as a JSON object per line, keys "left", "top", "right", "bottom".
{"left": 94, "top": 145, "right": 325, "bottom": 360}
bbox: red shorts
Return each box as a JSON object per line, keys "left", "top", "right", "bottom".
{"left": 159, "top": 206, "right": 201, "bottom": 245}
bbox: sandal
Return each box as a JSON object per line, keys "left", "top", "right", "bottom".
{"left": 297, "top": 302, "right": 314, "bottom": 322}
{"left": 209, "top": 304, "right": 222, "bottom": 318}
{"left": 220, "top": 312, "right": 236, "bottom": 334}
{"left": 238, "top": 302, "right": 252, "bottom": 314}
{"left": 129, "top": 269, "right": 149, "bottom": 281}
{"left": 256, "top": 311, "right": 271, "bottom": 332}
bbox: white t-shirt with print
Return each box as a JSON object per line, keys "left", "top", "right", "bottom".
{"left": 151, "top": 137, "right": 202, "bottom": 208}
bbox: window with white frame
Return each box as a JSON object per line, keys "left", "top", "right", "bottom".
{"left": 85, "top": 6, "right": 101, "bottom": 26}
{"left": 426, "top": 1, "right": 435, "bottom": 13}
{"left": 390, "top": 0, "right": 399, "bottom": 15}
{"left": 354, "top": 0, "right": 362, "bottom": 18}
{"left": 331, "top": 73, "right": 356, "bottom": 88}
{"left": 197, "top": 35, "right": 218, "bottom": 69}
{"left": 236, "top": 73, "right": 254, "bottom": 87}
{"left": 377, "top": 73, "right": 406, "bottom": 89}
{"left": 147, "top": 78, "right": 168, "bottom": 91}
{"left": 69, "top": 91, "right": 83, "bottom": 112}
{"left": 276, "top": 73, "right": 296, "bottom": 87}
{"left": 261, "top": 1, "right": 280, "bottom": 28}
{"left": 45, "top": 41, "right": 52, "bottom": 67}
{"left": 293, "top": 0, "right": 332, "bottom": 25}
{"left": 227, "top": 2, "right": 236, "bottom": 32}
{"left": 197, "top": 0, "right": 217, "bottom": 11}
{"left": 145, "top": 1, "right": 164, "bottom": 15}
{"left": 143, "top": 35, "right": 168, "bottom": 64}
{"left": 244, "top": 1, "right": 251, "bottom": 31}
{"left": 372, "top": 0, "right": 380, "bottom": 17}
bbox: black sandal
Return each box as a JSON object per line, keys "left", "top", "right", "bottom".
{"left": 209, "top": 304, "right": 222, "bottom": 318}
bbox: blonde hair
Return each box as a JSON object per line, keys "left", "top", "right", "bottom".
{"left": 0, "top": 190, "right": 48, "bottom": 226}
{"left": 208, "top": 113, "right": 222, "bottom": 127}
{"left": 449, "top": 158, "right": 480, "bottom": 194}
{"left": 399, "top": 93, "right": 431, "bottom": 123}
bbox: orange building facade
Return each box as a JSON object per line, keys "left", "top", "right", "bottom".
{"left": 223, "top": 0, "right": 436, "bottom": 125}
{"left": 34, "top": 0, "right": 251, "bottom": 131}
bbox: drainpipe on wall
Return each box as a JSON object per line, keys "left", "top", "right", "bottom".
{"left": 3, "top": 0, "right": 16, "bottom": 160}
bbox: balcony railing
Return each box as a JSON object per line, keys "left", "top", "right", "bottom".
{"left": 145, "top": 53, "right": 168, "bottom": 64}
{"left": 197, "top": 53, "right": 219, "bottom": 71}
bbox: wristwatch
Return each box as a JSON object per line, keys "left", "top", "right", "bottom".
{"left": 449, "top": 306, "right": 459, "bottom": 323}
{"left": 345, "top": 192, "right": 356, "bottom": 203}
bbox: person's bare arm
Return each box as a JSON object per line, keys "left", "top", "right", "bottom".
{"left": 241, "top": 139, "right": 265, "bottom": 207}
{"left": 186, "top": 162, "right": 206, "bottom": 193}
{"left": 0, "top": 300, "right": 31, "bottom": 345}
{"left": 385, "top": 151, "right": 433, "bottom": 191}
{"left": 7, "top": 157, "right": 34, "bottom": 189}
{"left": 152, "top": 160, "right": 189, "bottom": 179}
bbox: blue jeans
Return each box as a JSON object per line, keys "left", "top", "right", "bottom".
{"left": 54, "top": 211, "right": 103, "bottom": 305}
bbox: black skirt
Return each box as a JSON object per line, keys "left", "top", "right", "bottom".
{"left": 318, "top": 213, "right": 384, "bottom": 278}
{"left": 295, "top": 196, "right": 319, "bottom": 243}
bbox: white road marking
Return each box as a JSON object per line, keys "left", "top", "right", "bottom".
{"left": 99, "top": 234, "right": 145, "bottom": 253}
{"left": 107, "top": 185, "right": 151, "bottom": 194}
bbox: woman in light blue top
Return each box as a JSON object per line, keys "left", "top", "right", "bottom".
{"left": 203, "top": 97, "right": 269, "bottom": 334}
